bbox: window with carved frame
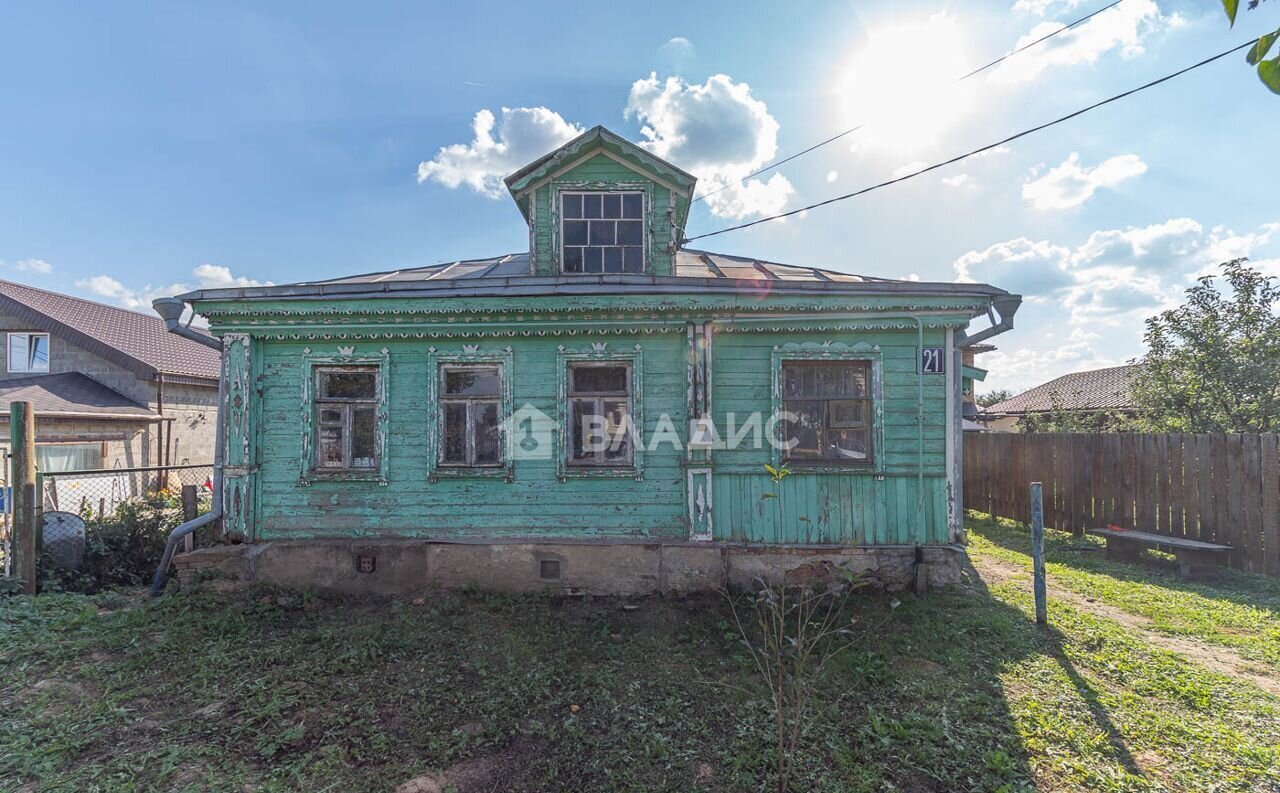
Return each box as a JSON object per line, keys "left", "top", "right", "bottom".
{"left": 438, "top": 363, "right": 503, "bottom": 467}
{"left": 780, "top": 360, "right": 873, "bottom": 464}
{"left": 567, "top": 362, "right": 633, "bottom": 467}
{"left": 313, "top": 366, "right": 380, "bottom": 471}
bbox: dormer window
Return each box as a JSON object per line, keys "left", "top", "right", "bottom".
{"left": 561, "top": 191, "right": 645, "bottom": 274}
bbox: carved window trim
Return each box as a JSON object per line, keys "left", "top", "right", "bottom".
{"left": 555, "top": 343, "right": 644, "bottom": 480}
{"left": 770, "top": 342, "right": 884, "bottom": 475}
{"left": 426, "top": 346, "right": 514, "bottom": 482}
{"left": 299, "top": 348, "right": 390, "bottom": 485}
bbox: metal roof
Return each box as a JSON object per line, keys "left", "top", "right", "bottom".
{"left": 0, "top": 372, "right": 157, "bottom": 421}
{"left": 0, "top": 280, "right": 220, "bottom": 381}
{"left": 179, "top": 249, "right": 1010, "bottom": 303}
{"left": 987, "top": 364, "right": 1140, "bottom": 415}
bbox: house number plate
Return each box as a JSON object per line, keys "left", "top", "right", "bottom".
{"left": 921, "top": 347, "right": 945, "bottom": 374}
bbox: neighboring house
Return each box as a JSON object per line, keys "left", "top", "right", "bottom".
{"left": 982, "top": 364, "right": 1140, "bottom": 431}
{"left": 0, "top": 281, "right": 220, "bottom": 476}
{"left": 168, "top": 126, "right": 1019, "bottom": 594}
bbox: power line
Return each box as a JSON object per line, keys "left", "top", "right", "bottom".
{"left": 683, "top": 37, "right": 1259, "bottom": 244}
{"left": 690, "top": 0, "right": 1125, "bottom": 205}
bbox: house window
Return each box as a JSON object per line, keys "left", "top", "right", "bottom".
{"left": 36, "top": 443, "right": 104, "bottom": 473}
{"left": 313, "top": 367, "right": 379, "bottom": 471}
{"left": 780, "top": 361, "right": 873, "bottom": 464}
{"left": 8, "top": 332, "right": 50, "bottom": 373}
{"left": 439, "top": 364, "right": 503, "bottom": 467}
{"left": 567, "top": 363, "right": 633, "bottom": 466}
{"left": 560, "top": 191, "right": 645, "bottom": 274}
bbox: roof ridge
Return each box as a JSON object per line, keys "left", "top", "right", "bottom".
{"left": 0, "top": 278, "right": 163, "bottom": 321}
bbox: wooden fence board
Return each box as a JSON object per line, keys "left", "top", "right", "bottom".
{"left": 963, "top": 431, "right": 1277, "bottom": 577}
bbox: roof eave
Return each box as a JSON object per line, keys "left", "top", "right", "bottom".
{"left": 178, "top": 276, "right": 1011, "bottom": 305}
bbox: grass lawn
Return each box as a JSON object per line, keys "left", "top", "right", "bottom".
{"left": 1, "top": 516, "right": 1277, "bottom": 792}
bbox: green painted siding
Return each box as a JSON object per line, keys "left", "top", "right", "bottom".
{"left": 709, "top": 328, "right": 950, "bottom": 544}
{"left": 252, "top": 332, "right": 690, "bottom": 540}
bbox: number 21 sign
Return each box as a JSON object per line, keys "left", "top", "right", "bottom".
{"left": 921, "top": 347, "right": 945, "bottom": 374}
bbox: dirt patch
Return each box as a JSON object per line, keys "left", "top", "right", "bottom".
{"left": 971, "top": 553, "right": 1280, "bottom": 697}
{"left": 396, "top": 738, "right": 546, "bottom": 793}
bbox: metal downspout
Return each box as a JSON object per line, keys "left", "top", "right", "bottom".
{"left": 149, "top": 298, "right": 225, "bottom": 596}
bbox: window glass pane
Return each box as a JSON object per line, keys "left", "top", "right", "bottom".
{"left": 564, "top": 220, "right": 588, "bottom": 245}
{"left": 601, "top": 193, "right": 621, "bottom": 219}
{"left": 616, "top": 220, "right": 643, "bottom": 245}
{"left": 622, "top": 193, "right": 643, "bottom": 218}
{"left": 320, "top": 370, "right": 376, "bottom": 399}
{"left": 844, "top": 366, "right": 868, "bottom": 397}
{"left": 443, "top": 366, "right": 499, "bottom": 396}
{"left": 320, "top": 408, "right": 343, "bottom": 424}
{"left": 36, "top": 444, "right": 103, "bottom": 473}
{"left": 781, "top": 400, "right": 822, "bottom": 459}
{"left": 583, "top": 193, "right": 602, "bottom": 219}
{"left": 825, "top": 428, "right": 870, "bottom": 461}
{"left": 351, "top": 407, "right": 376, "bottom": 468}
{"left": 623, "top": 247, "right": 644, "bottom": 272}
{"left": 589, "top": 221, "right": 615, "bottom": 245}
{"left": 563, "top": 247, "right": 584, "bottom": 272}
{"left": 783, "top": 366, "right": 803, "bottom": 397}
{"left": 571, "top": 399, "right": 603, "bottom": 461}
{"left": 603, "top": 400, "right": 631, "bottom": 462}
{"left": 603, "top": 247, "right": 623, "bottom": 273}
{"left": 829, "top": 399, "right": 868, "bottom": 428}
{"left": 8, "top": 334, "right": 28, "bottom": 372}
{"left": 561, "top": 193, "right": 582, "bottom": 218}
{"left": 29, "top": 335, "right": 49, "bottom": 371}
{"left": 442, "top": 402, "right": 467, "bottom": 464}
{"left": 583, "top": 247, "right": 603, "bottom": 273}
{"left": 473, "top": 401, "right": 501, "bottom": 464}
{"left": 571, "top": 365, "right": 628, "bottom": 394}
{"left": 318, "top": 425, "right": 344, "bottom": 467}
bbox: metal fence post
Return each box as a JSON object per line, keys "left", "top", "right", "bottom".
{"left": 1031, "top": 481, "right": 1047, "bottom": 626}
{"left": 10, "top": 401, "right": 36, "bottom": 594}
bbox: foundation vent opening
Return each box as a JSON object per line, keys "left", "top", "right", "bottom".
{"left": 539, "top": 559, "right": 561, "bottom": 580}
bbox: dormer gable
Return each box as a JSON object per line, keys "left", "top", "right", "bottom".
{"left": 504, "top": 126, "right": 697, "bottom": 277}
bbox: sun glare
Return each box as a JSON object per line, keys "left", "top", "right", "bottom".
{"left": 836, "top": 13, "right": 977, "bottom": 153}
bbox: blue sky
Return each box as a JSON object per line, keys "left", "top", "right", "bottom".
{"left": 1, "top": 0, "right": 1277, "bottom": 392}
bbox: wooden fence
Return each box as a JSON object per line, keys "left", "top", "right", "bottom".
{"left": 964, "top": 433, "right": 1280, "bottom": 576}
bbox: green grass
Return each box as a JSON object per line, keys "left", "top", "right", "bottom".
{"left": 1, "top": 521, "right": 1278, "bottom": 792}
{"left": 968, "top": 511, "right": 1280, "bottom": 672}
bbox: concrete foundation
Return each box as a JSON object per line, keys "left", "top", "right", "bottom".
{"left": 174, "top": 539, "right": 965, "bottom": 595}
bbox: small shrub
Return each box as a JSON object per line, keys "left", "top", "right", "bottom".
{"left": 41, "top": 497, "right": 183, "bottom": 594}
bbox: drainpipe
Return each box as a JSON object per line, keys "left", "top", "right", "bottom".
{"left": 149, "top": 297, "right": 224, "bottom": 596}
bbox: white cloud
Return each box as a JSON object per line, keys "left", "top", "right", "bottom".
{"left": 955, "top": 238, "right": 1075, "bottom": 298}
{"left": 955, "top": 217, "right": 1280, "bottom": 332}
{"left": 416, "top": 107, "right": 584, "bottom": 198}
{"left": 626, "top": 73, "right": 793, "bottom": 219}
{"left": 1012, "top": 0, "right": 1088, "bottom": 15}
{"left": 942, "top": 174, "right": 972, "bottom": 188}
{"left": 659, "top": 37, "right": 695, "bottom": 61}
{"left": 76, "top": 264, "right": 270, "bottom": 317}
{"left": 15, "top": 258, "right": 53, "bottom": 274}
{"left": 1022, "top": 152, "right": 1147, "bottom": 210}
{"left": 826, "top": 170, "right": 838, "bottom": 183}
{"left": 992, "top": 0, "right": 1173, "bottom": 84}
{"left": 891, "top": 161, "right": 928, "bottom": 179}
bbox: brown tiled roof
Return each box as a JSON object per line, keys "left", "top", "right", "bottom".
{"left": 0, "top": 373, "right": 157, "bottom": 420}
{"left": 988, "top": 365, "right": 1141, "bottom": 414}
{"left": 0, "top": 280, "right": 219, "bottom": 381}
{"left": 988, "top": 364, "right": 1140, "bottom": 415}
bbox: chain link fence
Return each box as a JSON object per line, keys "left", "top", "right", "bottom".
{"left": 28, "top": 464, "right": 215, "bottom": 589}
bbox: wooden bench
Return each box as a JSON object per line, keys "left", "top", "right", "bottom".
{"left": 1087, "top": 528, "right": 1232, "bottom": 580}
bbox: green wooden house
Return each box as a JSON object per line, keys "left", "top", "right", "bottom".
{"left": 159, "top": 127, "right": 1019, "bottom": 594}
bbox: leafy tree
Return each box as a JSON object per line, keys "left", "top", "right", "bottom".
{"left": 1223, "top": 0, "right": 1280, "bottom": 94}
{"left": 1130, "top": 259, "right": 1280, "bottom": 432}
{"left": 976, "top": 388, "right": 1013, "bottom": 408}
